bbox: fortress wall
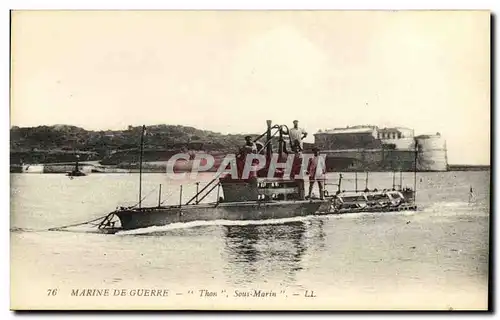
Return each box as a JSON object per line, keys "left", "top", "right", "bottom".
{"left": 380, "top": 138, "right": 415, "bottom": 150}
{"left": 382, "top": 150, "right": 417, "bottom": 171}
{"left": 322, "top": 149, "right": 416, "bottom": 171}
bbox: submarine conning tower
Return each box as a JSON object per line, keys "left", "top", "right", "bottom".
{"left": 218, "top": 119, "right": 308, "bottom": 203}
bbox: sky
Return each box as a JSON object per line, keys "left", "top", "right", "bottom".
{"left": 10, "top": 10, "right": 490, "bottom": 165}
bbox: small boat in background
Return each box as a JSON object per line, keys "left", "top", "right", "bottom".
{"left": 66, "top": 155, "right": 87, "bottom": 177}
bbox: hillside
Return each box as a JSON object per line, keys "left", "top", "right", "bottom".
{"left": 10, "top": 124, "right": 264, "bottom": 164}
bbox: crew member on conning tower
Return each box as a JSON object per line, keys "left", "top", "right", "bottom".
{"left": 242, "top": 135, "right": 257, "bottom": 154}
{"left": 289, "top": 120, "right": 308, "bottom": 152}
{"left": 236, "top": 135, "right": 258, "bottom": 180}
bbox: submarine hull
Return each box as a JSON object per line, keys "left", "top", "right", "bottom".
{"left": 114, "top": 200, "right": 329, "bottom": 230}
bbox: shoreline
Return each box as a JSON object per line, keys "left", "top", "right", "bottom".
{"left": 10, "top": 162, "right": 490, "bottom": 174}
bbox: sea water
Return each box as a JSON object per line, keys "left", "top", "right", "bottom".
{"left": 10, "top": 171, "right": 490, "bottom": 310}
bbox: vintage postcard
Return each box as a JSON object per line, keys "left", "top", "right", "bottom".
{"left": 10, "top": 10, "right": 490, "bottom": 310}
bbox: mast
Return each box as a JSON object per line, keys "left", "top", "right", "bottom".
{"left": 216, "top": 183, "right": 221, "bottom": 204}
{"left": 266, "top": 120, "right": 272, "bottom": 160}
{"left": 355, "top": 172, "right": 358, "bottom": 192}
{"left": 338, "top": 174, "right": 342, "bottom": 193}
{"left": 413, "top": 138, "right": 418, "bottom": 203}
{"left": 158, "top": 184, "right": 162, "bottom": 207}
{"left": 278, "top": 125, "right": 284, "bottom": 155}
{"left": 138, "top": 125, "right": 146, "bottom": 208}
{"left": 179, "top": 185, "right": 183, "bottom": 207}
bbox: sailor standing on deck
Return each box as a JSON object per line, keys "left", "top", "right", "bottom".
{"left": 307, "top": 147, "right": 326, "bottom": 200}
{"left": 289, "top": 120, "right": 308, "bottom": 152}
{"left": 290, "top": 147, "right": 303, "bottom": 179}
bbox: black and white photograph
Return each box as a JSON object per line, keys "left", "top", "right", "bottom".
{"left": 9, "top": 10, "right": 490, "bottom": 310}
